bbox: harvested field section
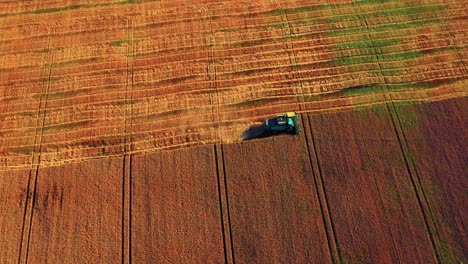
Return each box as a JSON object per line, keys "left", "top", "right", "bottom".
{"left": 27, "top": 157, "right": 122, "bottom": 263}
{"left": 132, "top": 145, "right": 225, "bottom": 263}
{"left": 0, "top": 47, "right": 47, "bottom": 168}
{"left": 0, "top": 170, "right": 28, "bottom": 263}
{"left": 326, "top": 0, "right": 466, "bottom": 94}
{"left": 0, "top": 0, "right": 467, "bottom": 169}
{"left": 37, "top": 57, "right": 129, "bottom": 166}
{"left": 308, "top": 105, "right": 437, "bottom": 263}
{"left": 395, "top": 97, "right": 467, "bottom": 263}
{"left": 223, "top": 135, "right": 332, "bottom": 263}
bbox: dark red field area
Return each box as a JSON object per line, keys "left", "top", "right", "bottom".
{"left": 308, "top": 104, "right": 437, "bottom": 263}
{"left": 27, "top": 157, "right": 122, "bottom": 263}
{"left": 131, "top": 145, "right": 225, "bottom": 263}
{"left": 395, "top": 97, "right": 467, "bottom": 263}
{"left": 222, "top": 135, "right": 332, "bottom": 263}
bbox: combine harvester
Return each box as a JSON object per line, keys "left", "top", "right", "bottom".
{"left": 242, "top": 112, "right": 302, "bottom": 140}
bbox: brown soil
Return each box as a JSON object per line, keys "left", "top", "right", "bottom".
{"left": 0, "top": 170, "right": 29, "bottom": 263}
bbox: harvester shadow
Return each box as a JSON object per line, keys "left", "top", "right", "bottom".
{"left": 242, "top": 124, "right": 283, "bottom": 141}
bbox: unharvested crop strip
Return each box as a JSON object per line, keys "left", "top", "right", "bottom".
{"left": 384, "top": 100, "right": 443, "bottom": 262}
{"left": 356, "top": 112, "right": 401, "bottom": 262}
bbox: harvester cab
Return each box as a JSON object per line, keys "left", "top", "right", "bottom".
{"left": 264, "top": 112, "right": 302, "bottom": 135}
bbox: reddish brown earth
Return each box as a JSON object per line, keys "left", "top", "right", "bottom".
{"left": 222, "top": 135, "right": 332, "bottom": 263}
{"left": 395, "top": 97, "right": 467, "bottom": 263}
{"left": 307, "top": 105, "right": 438, "bottom": 263}
{"left": 0, "top": 170, "right": 28, "bottom": 263}
{"left": 131, "top": 145, "right": 225, "bottom": 263}
{"left": 26, "top": 157, "right": 122, "bottom": 263}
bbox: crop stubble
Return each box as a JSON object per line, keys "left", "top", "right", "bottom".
{"left": 1, "top": 0, "right": 466, "bottom": 169}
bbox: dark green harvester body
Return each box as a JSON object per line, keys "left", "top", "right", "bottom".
{"left": 264, "top": 112, "right": 302, "bottom": 135}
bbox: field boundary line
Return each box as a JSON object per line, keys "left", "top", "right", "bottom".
{"left": 1, "top": 86, "right": 465, "bottom": 158}
{"left": 1, "top": 97, "right": 465, "bottom": 171}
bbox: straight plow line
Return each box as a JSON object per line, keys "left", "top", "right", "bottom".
{"left": 0, "top": 0, "right": 462, "bottom": 47}
{"left": 1, "top": 58, "right": 464, "bottom": 117}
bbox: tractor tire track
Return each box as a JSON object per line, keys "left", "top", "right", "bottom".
{"left": 18, "top": 31, "right": 55, "bottom": 264}
{"left": 16, "top": 33, "right": 53, "bottom": 264}
{"left": 122, "top": 18, "right": 134, "bottom": 264}
{"left": 359, "top": 10, "right": 443, "bottom": 262}
{"left": 284, "top": 7, "right": 339, "bottom": 263}
{"left": 207, "top": 8, "right": 235, "bottom": 263}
